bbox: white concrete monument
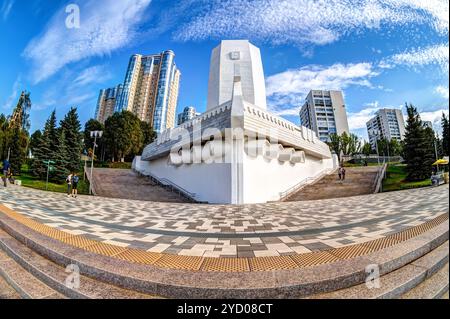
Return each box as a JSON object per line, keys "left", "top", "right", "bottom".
{"left": 207, "top": 40, "right": 267, "bottom": 110}
{"left": 133, "top": 40, "right": 337, "bottom": 204}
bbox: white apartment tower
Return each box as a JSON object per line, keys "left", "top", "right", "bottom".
{"left": 366, "top": 108, "right": 406, "bottom": 149}
{"left": 299, "top": 90, "right": 350, "bottom": 142}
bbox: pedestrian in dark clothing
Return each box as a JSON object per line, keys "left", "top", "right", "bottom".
{"left": 2, "top": 159, "right": 10, "bottom": 187}
{"left": 71, "top": 173, "right": 79, "bottom": 198}
{"left": 338, "top": 167, "right": 342, "bottom": 180}
{"left": 342, "top": 167, "right": 346, "bottom": 181}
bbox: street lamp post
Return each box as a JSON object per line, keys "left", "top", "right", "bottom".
{"left": 89, "top": 131, "right": 103, "bottom": 195}
{"left": 371, "top": 129, "right": 380, "bottom": 165}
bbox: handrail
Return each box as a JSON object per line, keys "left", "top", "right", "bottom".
{"left": 84, "top": 164, "right": 97, "bottom": 196}
{"left": 279, "top": 167, "right": 335, "bottom": 201}
{"left": 373, "top": 161, "right": 388, "bottom": 193}
{"left": 133, "top": 169, "right": 199, "bottom": 202}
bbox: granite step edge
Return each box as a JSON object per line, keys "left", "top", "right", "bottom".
{"left": 305, "top": 241, "right": 448, "bottom": 299}
{"left": 0, "top": 229, "right": 160, "bottom": 299}
{"left": 0, "top": 249, "right": 64, "bottom": 299}
{"left": 0, "top": 211, "right": 448, "bottom": 298}
{"left": 400, "top": 263, "right": 449, "bottom": 299}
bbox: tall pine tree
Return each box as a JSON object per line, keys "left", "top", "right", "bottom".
{"left": 32, "top": 111, "right": 58, "bottom": 179}
{"left": 54, "top": 130, "right": 70, "bottom": 181}
{"left": 60, "top": 107, "right": 82, "bottom": 172}
{"left": 403, "top": 104, "right": 434, "bottom": 181}
{"left": 442, "top": 113, "right": 449, "bottom": 156}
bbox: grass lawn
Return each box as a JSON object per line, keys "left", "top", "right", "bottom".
{"left": 382, "top": 164, "right": 431, "bottom": 192}
{"left": 15, "top": 165, "right": 90, "bottom": 195}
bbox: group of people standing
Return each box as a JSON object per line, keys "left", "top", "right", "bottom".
{"left": 338, "top": 167, "right": 346, "bottom": 181}
{"left": 65, "top": 172, "right": 80, "bottom": 197}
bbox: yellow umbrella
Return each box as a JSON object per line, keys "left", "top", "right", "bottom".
{"left": 433, "top": 159, "right": 449, "bottom": 165}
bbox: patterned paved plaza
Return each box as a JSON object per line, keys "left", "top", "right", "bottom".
{"left": 0, "top": 185, "right": 448, "bottom": 258}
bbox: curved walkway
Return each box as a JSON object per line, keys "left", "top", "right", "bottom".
{"left": 0, "top": 184, "right": 448, "bottom": 258}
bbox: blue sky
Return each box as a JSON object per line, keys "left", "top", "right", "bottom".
{"left": 0, "top": 0, "right": 448, "bottom": 140}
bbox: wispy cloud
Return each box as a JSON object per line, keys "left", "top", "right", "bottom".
{"left": 23, "top": 0, "right": 152, "bottom": 84}
{"left": 73, "top": 65, "right": 112, "bottom": 87}
{"left": 172, "top": 0, "right": 449, "bottom": 46}
{"left": 0, "top": 0, "right": 14, "bottom": 21}
{"left": 435, "top": 85, "right": 449, "bottom": 99}
{"left": 2, "top": 76, "right": 21, "bottom": 110}
{"left": 266, "top": 62, "right": 378, "bottom": 116}
{"left": 387, "top": 43, "right": 449, "bottom": 72}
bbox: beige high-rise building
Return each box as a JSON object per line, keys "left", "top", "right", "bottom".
{"left": 95, "top": 85, "right": 123, "bottom": 124}
{"left": 115, "top": 50, "right": 181, "bottom": 133}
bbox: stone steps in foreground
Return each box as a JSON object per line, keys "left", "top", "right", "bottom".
{"left": 306, "top": 241, "right": 448, "bottom": 299}
{"left": 0, "top": 249, "right": 63, "bottom": 299}
{"left": 0, "top": 229, "right": 160, "bottom": 299}
{"left": 0, "top": 206, "right": 448, "bottom": 298}
{"left": 401, "top": 263, "right": 448, "bottom": 299}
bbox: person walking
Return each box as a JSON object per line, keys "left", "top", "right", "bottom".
{"left": 338, "top": 167, "right": 342, "bottom": 180}
{"left": 342, "top": 167, "right": 346, "bottom": 181}
{"left": 2, "top": 159, "right": 10, "bottom": 188}
{"left": 66, "top": 173, "right": 73, "bottom": 196}
{"left": 71, "top": 173, "right": 79, "bottom": 198}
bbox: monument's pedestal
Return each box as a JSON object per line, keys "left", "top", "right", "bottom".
{"left": 134, "top": 77, "right": 337, "bottom": 204}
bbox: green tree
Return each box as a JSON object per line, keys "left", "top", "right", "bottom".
{"left": 53, "top": 130, "right": 70, "bottom": 182}
{"left": 328, "top": 133, "right": 342, "bottom": 163}
{"left": 140, "top": 120, "right": 156, "bottom": 153}
{"left": 442, "top": 113, "right": 449, "bottom": 156}
{"left": 104, "top": 111, "right": 143, "bottom": 161}
{"left": 403, "top": 104, "right": 434, "bottom": 181}
{"left": 31, "top": 111, "right": 58, "bottom": 179}
{"left": 342, "top": 133, "right": 361, "bottom": 156}
{"left": 28, "top": 130, "right": 42, "bottom": 157}
{"left": 362, "top": 141, "right": 372, "bottom": 157}
{"left": 389, "top": 138, "right": 403, "bottom": 156}
{"left": 83, "top": 119, "right": 105, "bottom": 160}
{"left": 60, "top": 107, "right": 82, "bottom": 172}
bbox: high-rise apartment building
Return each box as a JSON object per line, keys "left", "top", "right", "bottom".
{"left": 115, "top": 50, "right": 181, "bottom": 133}
{"left": 177, "top": 106, "right": 199, "bottom": 125}
{"left": 95, "top": 85, "right": 123, "bottom": 124}
{"left": 366, "top": 108, "right": 406, "bottom": 149}
{"left": 299, "top": 90, "right": 350, "bottom": 142}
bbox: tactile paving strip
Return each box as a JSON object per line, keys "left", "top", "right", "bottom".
{"left": 154, "top": 255, "right": 204, "bottom": 270}
{"left": 83, "top": 243, "right": 128, "bottom": 257}
{"left": 202, "top": 257, "right": 250, "bottom": 272}
{"left": 328, "top": 244, "right": 374, "bottom": 260}
{"left": 60, "top": 235, "right": 99, "bottom": 248}
{"left": 249, "top": 256, "right": 298, "bottom": 271}
{"left": 115, "top": 249, "right": 162, "bottom": 265}
{"left": 0, "top": 205, "right": 448, "bottom": 273}
{"left": 290, "top": 251, "right": 340, "bottom": 268}
{"left": 361, "top": 236, "right": 401, "bottom": 251}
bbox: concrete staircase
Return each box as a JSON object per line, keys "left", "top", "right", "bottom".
{"left": 307, "top": 241, "right": 449, "bottom": 299}
{"left": 0, "top": 229, "right": 160, "bottom": 299}
{"left": 89, "top": 168, "right": 190, "bottom": 203}
{"left": 0, "top": 208, "right": 448, "bottom": 299}
{"left": 285, "top": 166, "right": 380, "bottom": 201}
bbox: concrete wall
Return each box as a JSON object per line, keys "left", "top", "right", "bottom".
{"left": 133, "top": 156, "right": 232, "bottom": 204}
{"left": 242, "top": 153, "right": 335, "bottom": 203}
{"left": 133, "top": 152, "right": 336, "bottom": 204}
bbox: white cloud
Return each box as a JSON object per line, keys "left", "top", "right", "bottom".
{"left": 266, "top": 62, "right": 378, "bottom": 115}
{"left": 348, "top": 101, "right": 387, "bottom": 130}
{"left": 73, "top": 65, "right": 112, "bottom": 87}
{"left": 435, "top": 85, "right": 449, "bottom": 99}
{"left": 419, "top": 108, "right": 449, "bottom": 133}
{"left": 1, "top": 0, "right": 14, "bottom": 21}
{"left": 3, "top": 76, "right": 21, "bottom": 110}
{"left": 388, "top": 43, "right": 449, "bottom": 72}
{"left": 173, "top": 0, "right": 449, "bottom": 46}
{"left": 23, "top": 0, "right": 152, "bottom": 84}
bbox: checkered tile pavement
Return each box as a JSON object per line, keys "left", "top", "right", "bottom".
{"left": 0, "top": 184, "right": 448, "bottom": 257}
